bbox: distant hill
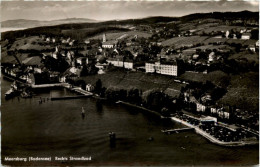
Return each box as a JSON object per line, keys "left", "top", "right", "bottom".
{"left": 180, "top": 10, "right": 259, "bottom": 22}
{"left": 2, "top": 10, "right": 259, "bottom": 41}
{"left": 1, "top": 18, "right": 97, "bottom": 28}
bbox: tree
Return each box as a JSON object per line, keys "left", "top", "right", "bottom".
{"left": 95, "top": 79, "right": 102, "bottom": 94}
{"left": 127, "top": 88, "right": 141, "bottom": 104}
{"left": 142, "top": 89, "right": 171, "bottom": 111}
{"left": 251, "top": 29, "right": 259, "bottom": 40}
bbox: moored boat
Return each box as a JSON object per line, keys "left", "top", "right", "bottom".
{"left": 5, "top": 88, "right": 15, "bottom": 99}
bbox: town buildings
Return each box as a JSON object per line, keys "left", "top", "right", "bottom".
{"left": 145, "top": 60, "right": 178, "bottom": 76}
{"left": 241, "top": 33, "right": 251, "bottom": 40}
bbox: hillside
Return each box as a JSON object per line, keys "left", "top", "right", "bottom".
{"left": 217, "top": 72, "right": 259, "bottom": 112}
{"left": 180, "top": 10, "right": 259, "bottom": 22}
{"left": 78, "top": 69, "right": 185, "bottom": 97}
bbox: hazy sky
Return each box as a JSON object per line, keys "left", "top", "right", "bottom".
{"left": 1, "top": 1, "right": 259, "bottom": 21}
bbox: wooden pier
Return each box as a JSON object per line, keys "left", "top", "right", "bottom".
{"left": 161, "top": 128, "right": 194, "bottom": 134}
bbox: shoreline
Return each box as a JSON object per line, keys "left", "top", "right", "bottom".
{"left": 171, "top": 117, "right": 258, "bottom": 147}
{"left": 116, "top": 101, "right": 162, "bottom": 117}
{"left": 116, "top": 100, "right": 258, "bottom": 147}
{"left": 2, "top": 75, "right": 258, "bottom": 147}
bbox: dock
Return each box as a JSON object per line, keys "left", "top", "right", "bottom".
{"left": 161, "top": 127, "right": 194, "bottom": 134}
{"left": 70, "top": 87, "right": 93, "bottom": 96}
{"left": 51, "top": 95, "right": 92, "bottom": 100}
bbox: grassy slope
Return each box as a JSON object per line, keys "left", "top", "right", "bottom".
{"left": 228, "top": 51, "right": 259, "bottom": 62}
{"left": 10, "top": 36, "right": 53, "bottom": 51}
{"left": 87, "top": 31, "right": 152, "bottom": 41}
{"left": 79, "top": 69, "right": 185, "bottom": 93}
{"left": 178, "top": 71, "right": 231, "bottom": 88}
{"left": 217, "top": 72, "right": 259, "bottom": 112}
{"left": 161, "top": 36, "right": 209, "bottom": 47}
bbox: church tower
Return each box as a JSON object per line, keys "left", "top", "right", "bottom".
{"left": 103, "top": 33, "right": 106, "bottom": 42}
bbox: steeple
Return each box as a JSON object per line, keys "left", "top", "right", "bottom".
{"left": 103, "top": 33, "right": 106, "bottom": 42}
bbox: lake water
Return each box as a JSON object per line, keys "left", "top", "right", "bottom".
{"left": 1, "top": 77, "right": 259, "bottom": 166}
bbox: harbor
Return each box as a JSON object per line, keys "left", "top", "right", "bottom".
{"left": 170, "top": 115, "right": 259, "bottom": 146}
{"left": 1, "top": 77, "right": 259, "bottom": 166}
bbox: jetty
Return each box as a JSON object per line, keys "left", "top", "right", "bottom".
{"left": 50, "top": 87, "right": 93, "bottom": 100}
{"left": 161, "top": 127, "right": 194, "bottom": 134}
{"left": 70, "top": 87, "right": 93, "bottom": 96}
{"left": 31, "top": 83, "right": 67, "bottom": 88}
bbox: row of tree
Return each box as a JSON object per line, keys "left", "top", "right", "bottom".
{"left": 93, "top": 79, "right": 181, "bottom": 116}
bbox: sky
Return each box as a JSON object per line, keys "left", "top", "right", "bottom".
{"left": 1, "top": 1, "right": 259, "bottom": 21}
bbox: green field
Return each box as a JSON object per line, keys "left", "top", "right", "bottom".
{"left": 10, "top": 36, "right": 53, "bottom": 51}
{"left": 228, "top": 51, "right": 259, "bottom": 62}
{"left": 202, "top": 37, "right": 228, "bottom": 45}
{"left": 87, "top": 31, "right": 152, "bottom": 41}
{"left": 78, "top": 69, "right": 185, "bottom": 96}
{"left": 161, "top": 36, "right": 209, "bottom": 47}
{"left": 196, "top": 25, "right": 246, "bottom": 34}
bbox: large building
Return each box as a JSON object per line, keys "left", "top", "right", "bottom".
{"left": 241, "top": 33, "right": 251, "bottom": 40}
{"left": 107, "top": 56, "right": 134, "bottom": 69}
{"left": 102, "top": 40, "right": 117, "bottom": 48}
{"left": 102, "top": 33, "right": 117, "bottom": 48}
{"left": 145, "top": 60, "right": 178, "bottom": 76}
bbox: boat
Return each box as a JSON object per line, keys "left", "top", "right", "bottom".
{"left": 20, "top": 91, "right": 32, "bottom": 98}
{"left": 5, "top": 88, "right": 15, "bottom": 99}
{"left": 81, "top": 107, "right": 85, "bottom": 118}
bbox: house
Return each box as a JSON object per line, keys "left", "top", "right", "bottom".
{"left": 145, "top": 60, "right": 178, "bottom": 76}
{"left": 76, "top": 57, "right": 87, "bottom": 66}
{"left": 192, "top": 54, "right": 199, "bottom": 60}
{"left": 107, "top": 56, "right": 124, "bottom": 68}
{"left": 196, "top": 102, "right": 206, "bottom": 112}
{"left": 59, "top": 74, "right": 67, "bottom": 83}
{"left": 26, "top": 73, "right": 35, "bottom": 85}
{"left": 86, "top": 84, "right": 95, "bottom": 92}
{"left": 107, "top": 56, "right": 134, "bottom": 69}
{"left": 49, "top": 71, "right": 60, "bottom": 82}
{"left": 223, "top": 111, "right": 230, "bottom": 119}
{"left": 248, "top": 45, "right": 256, "bottom": 52}
{"left": 123, "top": 59, "right": 134, "bottom": 69}
{"left": 102, "top": 40, "right": 117, "bottom": 48}
{"left": 69, "top": 40, "right": 75, "bottom": 46}
{"left": 84, "top": 40, "right": 90, "bottom": 44}
{"left": 46, "top": 37, "right": 51, "bottom": 42}
{"left": 208, "top": 52, "right": 216, "bottom": 63}
{"left": 210, "top": 107, "right": 217, "bottom": 115}
{"left": 241, "top": 33, "right": 251, "bottom": 40}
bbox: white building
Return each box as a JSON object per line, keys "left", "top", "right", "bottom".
{"left": 107, "top": 57, "right": 134, "bottom": 69}
{"left": 76, "top": 57, "right": 87, "bottom": 66}
{"left": 86, "top": 84, "right": 95, "bottom": 92}
{"left": 208, "top": 52, "right": 216, "bottom": 62}
{"left": 123, "top": 61, "right": 134, "bottom": 69}
{"left": 145, "top": 61, "right": 178, "bottom": 76}
{"left": 196, "top": 103, "right": 206, "bottom": 112}
{"left": 248, "top": 45, "right": 256, "bottom": 52}
{"left": 107, "top": 58, "right": 124, "bottom": 67}
{"left": 241, "top": 33, "right": 251, "bottom": 40}
{"left": 102, "top": 40, "right": 117, "bottom": 48}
